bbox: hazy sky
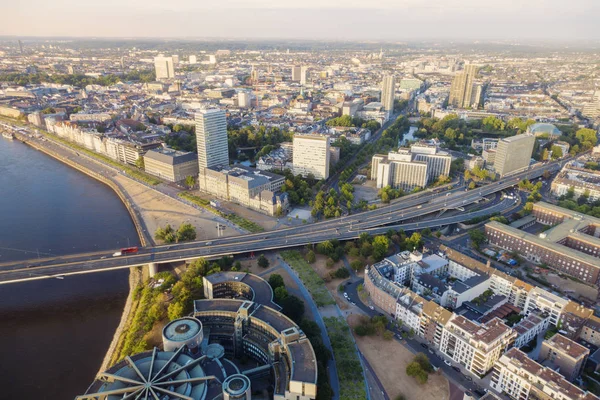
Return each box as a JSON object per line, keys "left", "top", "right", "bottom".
{"left": 3, "top": 0, "right": 599, "bottom": 41}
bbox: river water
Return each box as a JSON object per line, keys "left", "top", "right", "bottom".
{"left": 0, "top": 137, "right": 140, "bottom": 399}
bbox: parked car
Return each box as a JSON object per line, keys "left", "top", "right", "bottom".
{"left": 452, "top": 366, "right": 461, "bottom": 373}
{"left": 420, "top": 343, "right": 428, "bottom": 349}
{"left": 343, "top": 292, "right": 348, "bottom": 298}
{"left": 369, "top": 305, "right": 374, "bottom": 310}
{"left": 444, "top": 359, "right": 452, "bottom": 367}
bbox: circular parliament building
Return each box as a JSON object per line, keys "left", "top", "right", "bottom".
{"left": 76, "top": 271, "right": 317, "bottom": 400}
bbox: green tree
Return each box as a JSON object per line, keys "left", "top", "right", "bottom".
{"left": 184, "top": 175, "right": 196, "bottom": 189}
{"left": 155, "top": 224, "right": 176, "bottom": 243}
{"left": 575, "top": 128, "right": 597, "bottom": 150}
{"left": 258, "top": 254, "right": 269, "bottom": 268}
{"left": 469, "top": 229, "right": 486, "bottom": 249}
{"left": 274, "top": 286, "right": 289, "bottom": 302}
{"left": 372, "top": 235, "right": 390, "bottom": 261}
{"left": 281, "top": 295, "right": 305, "bottom": 323}
{"left": 167, "top": 301, "right": 185, "bottom": 321}
{"left": 550, "top": 145, "right": 563, "bottom": 159}
{"left": 350, "top": 260, "right": 363, "bottom": 271}
{"left": 176, "top": 223, "right": 197, "bottom": 242}
{"left": 269, "top": 273, "right": 285, "bottom": 290}
{"left": 306, "top": 250, "right": 316, "bottom": 264}
{"left": 135, "top": 157, "right": 145, "bottom": 169}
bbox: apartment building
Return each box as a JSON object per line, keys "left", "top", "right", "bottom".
{"left": 292, "top": 135, "right": 330, "bottom": 180}
{"left": 551, "top": 164, "right": 600, "bottom": 202}
{"left": 491, "top": 348, "right": 598, "bottom": 400}
{"left": 513, "top": 312, "right": 550, "bottom": 348}
{"left": 539, "top": 334, "right": 589, "bottom": 382}
{"left": 143, "top": 147, "right": 199, "bottom": 183}
{"left": 420, "top": 300, "right": 453, "bottom": 348}
{"left": 439, "top": 316, "right": 516, "bottom": 376}
{"left": 395, "top": 290, "right": 426, "bottom": 334}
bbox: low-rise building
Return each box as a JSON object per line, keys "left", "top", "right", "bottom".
{"left": 143, "top": 147, "right": 199, "bottom": 183}
{"left": 198, "top": 165, "right": 288, "bottom": 216}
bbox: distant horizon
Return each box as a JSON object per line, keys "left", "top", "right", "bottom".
{"left": 3, "top": 1, "right": 599, "bottom": 41}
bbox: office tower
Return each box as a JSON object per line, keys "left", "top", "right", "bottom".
{"left": 250, "top": 66, "right": 259, "bottom": 84}
{"left": 208, "top": 55, "right": 217, "bottom": 64}
{"left": 189, "top": 55, "right": 197, "bottom": 64}
{"left": 154, "top": 55, "right": 175, "bottom": 80}
{"left": 300, "top": 66, "right": 308, "bottom": 85}
{"left": 471, "top": 84, "right": 483, "bottom": 109}
{"left": 292, "top": 65, "right": 302, "bottom": 82}
{"left": 18, "top": 39, "right": 23, "bottom": 54}
{"left": 494, "top": 134, "right": 535, "bottom": 176}
{"left": 195, "top": 109, "right": 229, "bottom": 169}
{"left": 413, "top": 153, "right": 452, "bottom": 182}
{"left": 582, "top": 90, "right": 600, "bottom": 119}
{"left": 171, "top": 55, "right": 179, "bottom": 65}
{"left": 449, "top": 64, "right": 479, "bottom": 108}
{"left": 238, "top": 91, "right": 251, "bottom": 108}
{"left": 120, "top": 56, "right": 125, "bottom": 70}
{"left": 381, "top": 74, "right": 395, "bottom": 114}
{"left": 293, "top": 135, "right": 330, "bottom": 180}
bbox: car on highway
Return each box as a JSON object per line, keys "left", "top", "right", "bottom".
{"left": 444, "top": 359, "right": 452, "bottom": 367}
{"left": 100, "top": 256, "right": 107, "bottom": 259}
{"left": 206, "top": 241, "right": 213, "bottom": 245}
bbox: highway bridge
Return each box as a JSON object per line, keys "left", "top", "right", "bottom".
{"left": 0, "top": 160, "right": 563, "bottom": 284}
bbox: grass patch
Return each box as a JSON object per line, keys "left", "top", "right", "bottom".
{"left": 281, "top": 250, "right": 335, "bottom": 307}
{"left": 324, "top": 316, "right": 367, "bottom": 400}
{"left": 178, "top": 191, "right": 264, "bottom": 233}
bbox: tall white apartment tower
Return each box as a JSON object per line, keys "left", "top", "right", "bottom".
{"left": 293, "top": 135, "right": 330, "bottom": 180}
{"left": 292, "top": 65, "right": 302, "bottom": 82}
{"left": 381, "top": 74, "right": 395, "bottom": 115}
{"left": 154, "top": 55, "right": 175, "bottom": 80}
{"left": 300, "top": 66, "right": 308, "bottom": 85}
{"left": 195, "top": 109, "right": 229, "bottom": 169}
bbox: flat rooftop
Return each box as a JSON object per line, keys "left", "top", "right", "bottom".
{"left": 486, "top": 220, "right": 600, "bottom": 268}
{"left": 204, "top": 271, "right": 280, "bottom": 310}
{"left": 287, "top": 339, "right": 318, "bottom": 384}
{"left": 544, "top": 333, "right": 589, "bottom": 360}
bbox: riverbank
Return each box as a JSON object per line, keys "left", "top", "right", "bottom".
{"left": 10, "top": 131, "right": 150, "bottom": 373}
{"left": 2, "top": 118, "right": 246, "bottom": 374}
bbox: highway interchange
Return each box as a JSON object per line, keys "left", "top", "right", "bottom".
{"left": 0, "top": 159, "right": 564, "bottom": 284}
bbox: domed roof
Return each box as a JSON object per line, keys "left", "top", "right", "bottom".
{"left": 528, "top": 123, "right": 561, "bottom": 137}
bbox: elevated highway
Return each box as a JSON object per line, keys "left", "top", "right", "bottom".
{"left": 0, "top": 160, "right": 563, "bottom": 284}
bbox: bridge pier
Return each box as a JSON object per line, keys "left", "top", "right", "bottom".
{"left": 148, "top": 263, "right": 158, "bottom": 277}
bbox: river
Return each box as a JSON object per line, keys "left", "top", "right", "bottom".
{"left": 0, "top": 137, "right": 140, "bottom": 399}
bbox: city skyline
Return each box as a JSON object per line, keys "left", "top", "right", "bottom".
{"left": 3, "top": 0, "right": 600, "bottom": 41}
